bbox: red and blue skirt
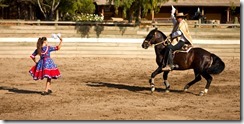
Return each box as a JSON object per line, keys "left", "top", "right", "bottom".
{"left": 29, "top": 57, "right": 61, "bottom": 80}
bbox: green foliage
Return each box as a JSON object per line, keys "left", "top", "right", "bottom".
{"left": 75, "top": 25, "right": 91, "bottom": 37}
{"left": 75, "top": 0, "right": 95, "bottom": 14}
{"left": 59, "top": 0, "right": 74, "bottom": 14}
{"left": 94, "top": 25, "right": 104, "bottom": 38}
{"left": 229, "top": 1, "right": 236, "bottom": 14}
{"left": 108, "top": 0, "right": 177, "bottom": 22}
{"left": 143, "top": 0, "right": 177, "bottom": 15}
{"left": 60, "top": 0, "right": 95, "bottom": 15}
{"left": 111, "top": 0, "right": 135, "bottom": 17}
{"left": 59, "top": 0, "right": 96, "bottom": 21}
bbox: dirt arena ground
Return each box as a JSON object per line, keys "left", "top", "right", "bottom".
{"left": 0, "top": 57, "right": 240, "bottom": 120}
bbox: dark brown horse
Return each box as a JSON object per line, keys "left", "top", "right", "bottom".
{"left": 141, "top": 28, "right": 225, "bottom": 96}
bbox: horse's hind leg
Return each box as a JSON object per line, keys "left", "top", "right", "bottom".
{"left": 199, "top": 71, "right": 213, "bottom": 96}
{"left": 163, "top": 71, "right": 170, "bottom": 93}
{"left": 184, "top": 69, "right": 202, "bottom": 92}
{"left": 149, "top": 67, "right": 163, "bottom": 93}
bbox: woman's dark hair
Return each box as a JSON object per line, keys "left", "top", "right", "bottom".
{"left": 36, "top": 37, "right": 47, "bottom": 56}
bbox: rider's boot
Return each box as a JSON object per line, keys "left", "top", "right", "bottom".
{"left": 162, "top": 49, "right": 174, "bottom": 71}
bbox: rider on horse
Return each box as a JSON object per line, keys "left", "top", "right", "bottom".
{"left": 162, "top": 6, "right": 193, "bottom": 71}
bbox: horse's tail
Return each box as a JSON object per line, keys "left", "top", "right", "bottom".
{"left": 206, "top": 54, "right": 225, "bottom": 74}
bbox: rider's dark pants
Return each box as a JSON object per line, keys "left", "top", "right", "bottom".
{"left": 163, "top": 40, "right": 185, "bottom": 67}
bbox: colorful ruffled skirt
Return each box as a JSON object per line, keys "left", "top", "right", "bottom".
{"left": 29, "top": 58, "right": 61, "bottom": 80}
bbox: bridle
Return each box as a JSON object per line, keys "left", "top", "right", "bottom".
{"left": 154, "top": 37, "right": 170, "bottom": 46}
{"left": 145, "top": 31, "right": 170, "bottom": 47}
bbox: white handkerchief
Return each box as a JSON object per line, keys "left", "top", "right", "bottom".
{"left": 51, "top": 34, "right": 58, "bottom": 39}
{"left": 56, "top": 33, "right": 61, "bottom": 39}
{"left": 51, "top": 33, "right": 61, "bottom": 39}
{"left": 171, "top": 5, "right": 176, "bottom": 14}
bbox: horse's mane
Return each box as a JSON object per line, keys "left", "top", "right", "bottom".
{"left": 156, "top": 30, "right": 167, "bottom": 40}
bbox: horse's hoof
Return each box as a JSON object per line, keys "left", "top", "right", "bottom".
{"left": 183, "top": 88, "right": 188, "bottom": 92}
{"left": 151, "top": 87, "right": 155, "bottom": 92}
{"left": 184, "top": 85, "right": 189, "bottom": 91}
{"left": 199, "top": 91, "right": 204, "bottom": 96}
{"left": 165, "top": 90, "right": 170, "bottom": 93}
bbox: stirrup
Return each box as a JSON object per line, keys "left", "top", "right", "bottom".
{"left": 162, "top": 65, "right": 172, "bottom": 71}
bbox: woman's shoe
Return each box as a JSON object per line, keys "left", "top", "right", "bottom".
{"left": 41, "top": 91, "right": 50, "bottom": 95}
{"left": 48, "top": 89, "right": 53, "bottom": 94}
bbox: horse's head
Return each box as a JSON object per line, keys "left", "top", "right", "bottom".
{"left": 142, "top": 28, "right": 167, "bottom": 49}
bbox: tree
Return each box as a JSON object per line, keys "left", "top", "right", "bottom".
{"left": 74, "top": 0, "right": 95, "bottom": 14}
{"left": 108, "top": 0, "right": 177, "bottom": 23}
{"left": 59, "top": 0, "right": 95, "bottom": 20}
{"left": 108, "top": 0, "right": 135, "bottom": 20}
{"left": 0, "top": 0, "right": 9, "bottom": 19}
{"left": 37, "top": 0, "right": 61, "bottom": 20}
{"left": 1, "top": 0, "right": 37, "bottom": 20}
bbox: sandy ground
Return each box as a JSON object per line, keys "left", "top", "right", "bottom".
{"left": 0, "top": 57, "right": 240, "bottom": 120}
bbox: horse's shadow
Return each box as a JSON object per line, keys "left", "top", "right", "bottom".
{"left": 0, "top": 86, "right": 42, "bottom": 94}
{"left": 86, "top": 81, "right": 189, "bottom": 94}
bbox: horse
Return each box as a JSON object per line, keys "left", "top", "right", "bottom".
{"left": 191, "top": 8, "right": 206, "bottom": 23}
{"left": 141, "top": 28, "right": 225, "bottom": 96}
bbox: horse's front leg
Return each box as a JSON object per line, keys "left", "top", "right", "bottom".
{"left": 149, "top": 66, "right": 163, "bottom": 93}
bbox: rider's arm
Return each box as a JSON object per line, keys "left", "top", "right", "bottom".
{"left": 171, "top": 30, "right": 182, "bottom": 38}
{"left": 171, "top": 13, "right": 177, "bottom": 25}
{"left": 171, "top": 30, "right": 187, "bottom": 42}
{"left": 171, "top": 6, "right": 177, "bottom": 25}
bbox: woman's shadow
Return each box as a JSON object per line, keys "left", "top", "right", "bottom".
{"left": 0, "top": 86, "right": 42, "bottom": 94}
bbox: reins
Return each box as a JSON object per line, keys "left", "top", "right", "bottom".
{"left": 154, "top": 36, "right": 170, "bottom": 46}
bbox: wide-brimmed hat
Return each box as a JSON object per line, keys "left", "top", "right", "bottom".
{"left": 176, "top": 12, "right": 187, "bottom": 18}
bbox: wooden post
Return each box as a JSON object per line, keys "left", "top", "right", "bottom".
{"left": 212, "top": 21, "right": 216, "bottom": 28}
{"left": 198, "top": 18, "right": 201, "bottom": 28}
{"left": 17, "top": 19, "right": 20, "bottom": 26}
{"left": 55, "top": 20, "right": 58, "bottom": 27}
{"left": 151, "top": 10, "right": 155, "bottom": 22}
{"left": 201, "top": 7, "right": 204, "bottom": 15}
{"left": 101, "top": 6, "right": 104, "bottom": 15}
{"left": 194, "top": 21, "right": 198, "bottom": 28}
{"left": 56, "top": 10, "right": 59, "bottom": 21}
{"left": 37, "top": 19, "right": 40, "bottom": 26}
{"left": 227, "top": 7, "right": 230, "bottom": 23}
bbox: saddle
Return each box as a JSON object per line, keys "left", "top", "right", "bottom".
{"left": 171, "top": 44, "right": 192, "bottom": 69}
{"left": 174, "top": 44, "right": 193, "bottom": 54}
{"left": 166, "top": 37, "right": 192, "bottom": 54}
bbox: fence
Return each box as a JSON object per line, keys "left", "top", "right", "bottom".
{"left": 0, "top": 20, "right": 137, "bottom": 27}
{"left": 0, "top": 19, "right": 240, "bottom": 28}
{"left": 0, "top": 20, "right": 240, "bottom": 59}
{"left": 0, "top": 41, "right": 240, "bottom": 59}
{"left": 0, "top": 20, "right": 240, "bottom": 40}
